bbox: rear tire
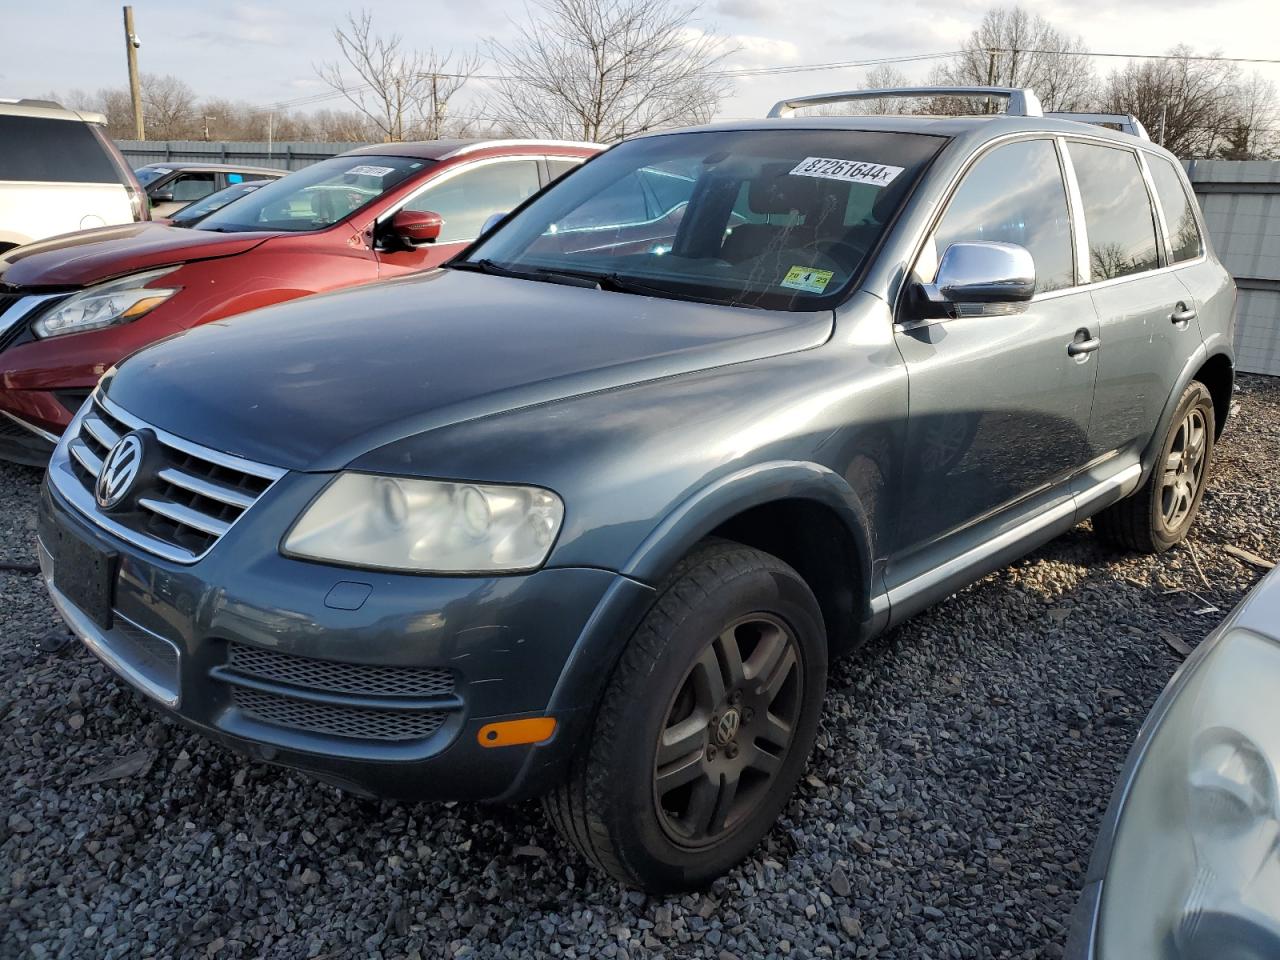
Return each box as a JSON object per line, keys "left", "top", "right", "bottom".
{"left": 543, "top": 541, "right": 827, "bottom": 892}
{"left": 1094, "top": 380, "right": 1215, "bottom": 553}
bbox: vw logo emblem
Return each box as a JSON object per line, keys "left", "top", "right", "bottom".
{"left": 96, "top": 433, "right": 145, "bottom": 509}
{"left": 714, "top": 708, "right": 741, "bottom": 746}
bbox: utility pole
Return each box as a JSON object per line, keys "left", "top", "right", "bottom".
{"left": 123, "top": 5, "right": 145, "bottom": 140}
{"left": 431, "top": 73, "right": 440, "bottom": 140}
{"left": 203, "top": 115, "right": 216, "bottom": 141}
{"left": 986, "top": 49, "right": 998, "bottom": 115}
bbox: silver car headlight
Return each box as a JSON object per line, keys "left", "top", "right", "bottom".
{"left": 283, "top": 473, "right": 565, "bottom": 574}
{"left": 32, "top": 266, "right": 181, "bottom": 338}
{"left": 1097, "top": 628, "right": 1280, "bottom": 960}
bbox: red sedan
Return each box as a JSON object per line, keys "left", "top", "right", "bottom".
{"left": 0, "top": 138, "right": 599, "bottom": 463}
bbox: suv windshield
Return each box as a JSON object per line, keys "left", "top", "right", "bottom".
{"left": 462, "top": 128, "right": 943, "bottom": 310}
{"left": 134, "top": 166, "right": 169, "bottom": 186}
{"left": 196, "top": 155, "right": 429, "bottom": 233}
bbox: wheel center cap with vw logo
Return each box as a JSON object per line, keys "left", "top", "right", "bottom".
{"left": 96, "top": 433, "right": 146, "bottom": 509}
{"left": 714, "top": 708, "right": 741, "bottom": 745}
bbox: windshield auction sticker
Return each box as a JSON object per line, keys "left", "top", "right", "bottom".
{"left": 345, "top": 164, "right": 398, "bottom": 178}
{"left": 789, "top": 157, "right": 904, "bottom": 186}
{"left": 781, "top": 265, "right": 835, "bottom": 294}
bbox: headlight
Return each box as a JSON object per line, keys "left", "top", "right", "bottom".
{"left": 1097, "top": 628, "right": 1280, "bottom": 959}
{"left": 283, "top": 473, "right": 565, "bottom": 574}
{"left": 32, "top": 266, "right": 180, "bottom": 338}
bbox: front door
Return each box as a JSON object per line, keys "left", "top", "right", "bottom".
{"left": 889, "top": 137, "right": 1099, "bottom": 581}
{"left": 376, "top": 158, "right": 544, "bottom": 276}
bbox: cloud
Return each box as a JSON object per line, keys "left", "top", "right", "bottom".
{"left": 725, "top": 34, "right": 803, "bottom": 70}
{"left": 714, "top": 0, "right": 777, "bottom": 20}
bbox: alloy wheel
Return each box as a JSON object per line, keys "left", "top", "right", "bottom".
{"left": 652, "top": 614, "right": 803, "bottom": 849}
{"left": 1161, "top": 407, "right": 1209, "bottom": 530}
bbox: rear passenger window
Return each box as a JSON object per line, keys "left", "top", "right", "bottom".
{"left": 929, "top": 139, "right": 1075, "bottom": 294}
{"left": 0, "top": 116, "right": 122, "bottom": 184}
{"left": 1148, "top": 155, "right": 1203, "bottom": 263}
{"left": 547, "top": 159, "right": 583, "bottom": 182}
{"left": 1067, "top": 142, "right": 1160, "bottom": 280}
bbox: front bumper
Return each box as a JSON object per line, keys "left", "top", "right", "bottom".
{"left": 39, "top": 476, "right": 654, "bottom": 802}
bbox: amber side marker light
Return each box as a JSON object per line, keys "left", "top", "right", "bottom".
{"left": 477, "top": 717, "right": 557, "bottom": 748}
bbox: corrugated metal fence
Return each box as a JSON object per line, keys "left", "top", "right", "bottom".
{"left": 115, "top": 140, "right": 369, "bottom": 171}
{"left": 1187, "top": 160, "right": 1280, "bottom": 377}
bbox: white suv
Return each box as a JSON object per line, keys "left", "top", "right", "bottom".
{"left": 0, "top": 99, "right": 147, "bottom": 256}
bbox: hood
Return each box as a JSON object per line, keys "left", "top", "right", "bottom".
{"left": 0, "top": 223, "right": 273, "bottom": 288}
{"left": 104, "top": 268, "right": 834, "bottom": 471}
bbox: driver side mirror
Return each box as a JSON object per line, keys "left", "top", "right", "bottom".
{"left": 389, "top": 209, "right": 443, "bottom": 246}
{"left": 913, "top": 242, "right": 1035, "bottom": 319}
{"left": 150, "top": 192, "right": 173, "bottom": 205}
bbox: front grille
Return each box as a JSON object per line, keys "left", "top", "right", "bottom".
{"left": 227, "top": 643, "right": 455, "bottom": 698}
{"left": 232, "top": 686, "right": 449, "bottom": 742}
{"left": 62, "top": 393, "right": 283, "bottom": 562}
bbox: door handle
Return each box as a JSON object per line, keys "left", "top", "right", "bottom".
{"left": 1171, "top": 302, "right": 1198, "bottom": 326}
{"left": 1068, "top": 335, "right": 1101, "bottom": 357}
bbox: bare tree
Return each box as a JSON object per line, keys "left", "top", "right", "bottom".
{"left": 316, "top": 10, "right": 478, "bottom": 141}
{"left": 487, "top": 0, "right": 736, "bottom": 142}
{"left": 933, "top": 6, "right": 1096, "bottom": 112}
{"left": 1099, "top": 47, "right": 1246, "bottom": 157}
{"left": 141, "top": 74, "right": 200, "bottom": 138}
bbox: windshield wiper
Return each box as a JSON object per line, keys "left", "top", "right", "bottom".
{"left": 550, "top": 269, "right": 743, "bottom": 307}
{"left": 448, "top": 259, "right": 602, "bottom": 290}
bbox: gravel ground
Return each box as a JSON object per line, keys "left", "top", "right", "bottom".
{"left": 4, "top": 374, "right": 1278, "bottom": 960}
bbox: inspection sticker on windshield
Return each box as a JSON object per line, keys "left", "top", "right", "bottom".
{"left": 781, "top": 265, "right": 834, "bottom": 294}
{"left": 346, "top": 164, "right": 397, "bottom": 177}
{"left": 789, "top": 157, "right": 904, "bottom": 187}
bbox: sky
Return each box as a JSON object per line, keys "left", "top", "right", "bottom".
{"left": 2, "top": 0, "right": 1277, "bottom": 126}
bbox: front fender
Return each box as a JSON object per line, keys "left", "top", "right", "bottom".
{"left": 620, "top": 459, "right": 876, "bottom": 588}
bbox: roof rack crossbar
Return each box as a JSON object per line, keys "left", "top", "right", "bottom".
{"left": 1044, "top": 112, "right": 1151, "bottom": 141}
{"left": 767, "top": 86, "right": 1044, "bottom": 119}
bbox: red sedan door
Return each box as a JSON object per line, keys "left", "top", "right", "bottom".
{"left": 374, "top": 156, "right": 544, "bottom": 277}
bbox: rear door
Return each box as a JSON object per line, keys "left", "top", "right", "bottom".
{"left": 0, "top": 114, "right": 133, "bottom": 247}
{"left": 888, "top": 137, "right": 1099, "bottom": 583}
{"left": 1065, "top": 139, "right": 1199, "bottom": 461}
{"left": 375, "top": 157, "right": 543, "bottom": 276}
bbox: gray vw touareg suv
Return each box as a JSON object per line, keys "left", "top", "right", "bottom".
{"left": 38, "top": 87, "right": 1235, "bottom": 891}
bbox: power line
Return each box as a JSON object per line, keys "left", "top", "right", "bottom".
{"left": 263, "top": 45, "right": 1280, "bottom": 115}
{"left": 993, "top": 47, "right": 1280, "bottom": 66}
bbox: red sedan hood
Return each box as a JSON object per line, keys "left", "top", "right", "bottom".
{"left": 0, "top": 223, "right": 273, "bottom": 288}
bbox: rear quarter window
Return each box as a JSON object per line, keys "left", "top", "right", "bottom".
{"left": 1148, "top": 155, "right": 1204, "bottom": 263}
{"left": 0, "top": 115, "right": 123, "bottom": 184}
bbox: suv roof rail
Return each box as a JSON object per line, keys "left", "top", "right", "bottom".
{"left": 8, "top": 98, "right": 66, "bottom": 109}
{"left": 767, "top": 86, "right": 1044, "bottom": 119}
{"left": 1044, "top": 111, "right": 1151, "bottom": 141}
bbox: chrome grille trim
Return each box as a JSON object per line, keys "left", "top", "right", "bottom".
{"left": 137, "top": 497, "right": 232, "bottom": 537}
{"left": 157, "top": 467, "right": 256, "bottom": 510}
{"left": 68, "top": 437, "right": 103, "bottom": 475}
{"left": 80, "top": 411, "right": 121, "bottom": 449}
{"left": 49, "top": 391, "right": 286, "bottom": 564}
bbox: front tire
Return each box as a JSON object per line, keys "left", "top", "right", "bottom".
{"left": 544, "top": 541, "right": 827, "bottom": 892}
{"left": 1094, "top": 380, "right": 1216, "bottom": 553}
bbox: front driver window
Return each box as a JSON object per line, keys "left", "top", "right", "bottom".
{"left": 925, "top": 138, "right": 1076, "bottom": 294}
{"left": 406, "top": 160, "right": 542, "bottom": 243}
{"left": 169, "top": 173, "right": 217, "bottom": 202}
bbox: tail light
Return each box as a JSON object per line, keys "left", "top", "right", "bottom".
{"left": 127, "top": 183, "right": 151, "bottom": 222}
